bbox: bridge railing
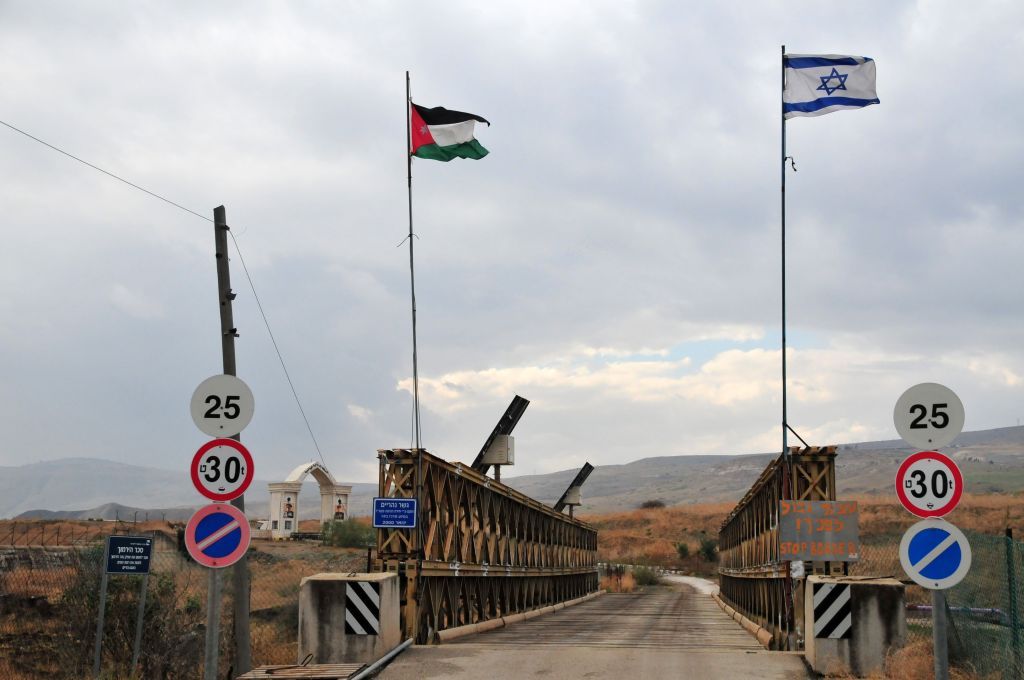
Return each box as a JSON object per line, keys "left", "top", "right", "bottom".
{"left": 717, "top": 446, "right": 838, "bottom": 649}
{"left": 376, "top": 448, "right": 599, "bottom": 643}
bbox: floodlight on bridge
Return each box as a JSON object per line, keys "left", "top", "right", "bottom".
{"left": 472, "top": 395, "right": 530, "bottom": 480}
{"left": 554, "top": 462, "right": 594, "bottom": 518}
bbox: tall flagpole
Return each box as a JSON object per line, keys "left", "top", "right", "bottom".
{"left": 780, "top": 45, "right": 790, "bottom": 464}
{"left": 406, "top": 71, "right": 422, "bottom": 450}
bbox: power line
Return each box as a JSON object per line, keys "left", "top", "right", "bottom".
{"left": 0, "top": 117, "right": 328, "bottom": 468}
{"left": 228, "top": 229, "right": 327, "bottom": 466}
{"left": 0, "top": 119, "right": 212, "bottom": 222}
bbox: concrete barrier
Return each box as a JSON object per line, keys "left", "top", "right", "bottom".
{"left": 804, "top": 575, "right": 905, "bottom": 677}
{"left": 297, "top": 572, "right": 401, "bottom": 666}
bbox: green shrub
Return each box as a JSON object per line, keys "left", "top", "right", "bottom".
{"left": 675, "top": 542, "right": 690, "bottom": 559}
{"left": 638, "top": 499, "right": 666, "bottom": 509}
{"left": 633, "top": 566, "right": 661, "bottom": 586}
{"left": 322, "top": 519, "right": 375, "bottom": 548}
{"left": 698, "top": 537, "right": 718, "bottom": 562}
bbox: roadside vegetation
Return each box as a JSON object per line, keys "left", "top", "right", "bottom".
{"left": 582, "top": 493, "right": 1024, "bottom": 577}
{"left": 321, "top": 518, "right": 375, "bottom": 548}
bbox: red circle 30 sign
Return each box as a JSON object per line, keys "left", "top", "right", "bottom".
{"left": 895, "top": 450, "right": 963, "bottom": 518}
{"left": 190, "top": 438, "right": 254, "bottom": 502}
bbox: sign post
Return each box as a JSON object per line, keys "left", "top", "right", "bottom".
{"left": 92, "top": 536, "right": 153, "bottom": 679}
{"left": 894, "top": 382, "right": 967, "bottom": 680}
{"left": 184, "top": 502, "right": 251, "bottom": 680}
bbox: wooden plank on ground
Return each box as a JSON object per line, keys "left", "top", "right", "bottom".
{"left": 236, "top": 663, "right": 366, "bottom": 679}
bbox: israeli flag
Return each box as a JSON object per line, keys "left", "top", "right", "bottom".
{"left": 784, "top": 54, "right": 879, "bottom": 119}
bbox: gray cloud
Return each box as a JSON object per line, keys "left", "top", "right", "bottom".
{"left": 1, "top": 1, "right": 1022, "bottom": 484}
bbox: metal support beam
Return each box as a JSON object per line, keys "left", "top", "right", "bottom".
{"left": 377, "top": 448, "right": 598, "bottom": 643}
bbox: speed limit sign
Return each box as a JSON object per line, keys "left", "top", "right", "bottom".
{"left": 190, "top": 374, "right": 254, "bottom": 438}
{"left": 190, "top": 438, "right": 254, "bottom": 502}
{"left": 893, "top": 382, "right": 964, "bottom": 450}
{"left": 895, "top": 451, "right": 963, "bottom": 518}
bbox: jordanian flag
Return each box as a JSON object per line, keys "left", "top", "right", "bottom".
{"left": 410, "top": 103, "right": 490, "bottom": 161}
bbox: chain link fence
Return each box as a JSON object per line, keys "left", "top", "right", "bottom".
{"left": 852, "top": 527, "right": 1024, "bottom": 678}
{"left": 0, "top": 527, "right": 366, "bottom": 679}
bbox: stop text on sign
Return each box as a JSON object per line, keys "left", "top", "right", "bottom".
{"left": 778, "top": 500, "right": 860, "bottom": 562}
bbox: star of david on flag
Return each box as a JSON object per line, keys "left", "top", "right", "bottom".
{"left": 784, "top": 54, "right": 879, "bottom": 119}
{"left": 816, "top": 68, "right": 848, "bottom": 96}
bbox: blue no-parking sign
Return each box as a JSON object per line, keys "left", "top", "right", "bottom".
{"left": 184, "top": 503, "right": 251, "bottom": 568}
{"left": 899, "top": 518, "right": 972, "bottom": 590}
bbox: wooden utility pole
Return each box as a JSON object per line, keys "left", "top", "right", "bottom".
{"left": 213, "top": 205, "right": 252, "bottom": 674}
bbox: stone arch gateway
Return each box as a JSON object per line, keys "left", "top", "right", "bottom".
{"left": 267, "top": 462, "right": 352, "bottom": 540}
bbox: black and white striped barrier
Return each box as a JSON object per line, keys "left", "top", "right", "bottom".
{"left": 345, "top": 581, "right": 381, "bottom": 635}
{"left": 812, "top": 582, "right": 852, "bottom": 639}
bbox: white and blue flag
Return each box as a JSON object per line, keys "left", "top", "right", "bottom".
{"left": 784, "top": 54, "right": 879, "bottom": 119}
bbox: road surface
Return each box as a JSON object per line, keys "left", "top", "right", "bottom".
{"left": 377, "top": 581, "right": 809, "bottom": 680}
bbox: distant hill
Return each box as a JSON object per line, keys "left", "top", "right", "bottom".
{"left": 16, "top": 502, "right": 198, "bottom": 522}
{"left": 0, "top": 458, "right": 376, "bottom": 520}
{"left": 499, "top": 426, "right": 1024, "bottom": 512}
{"left": 7, "top": 426, "right": 1024, "bottom": 518}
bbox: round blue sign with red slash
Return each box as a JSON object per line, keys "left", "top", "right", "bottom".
{"left": 185, "top": 503, "right": 251, "bottom": 568}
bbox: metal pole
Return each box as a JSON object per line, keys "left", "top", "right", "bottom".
{"left": 407, "top": 72, "right": 427, "bottom": 577}
{"left": 934, "top": 589, "right": 949, "bottom": 680}
{"left": 204, "top": 569, "right": 222, "bottom": 680}
{"left": 780, "top": 44, "right": 789, "bottom": 463}
{"left": 92, "top": 566, "right": 109, "bottom": 678}
{"left": 349, "top": 638, "right": 414, "bottom": 680}
{"left": 130, "top": 572, "right": 150, "bottom": 673}
{"left": 405, "top": 72, "right": 422, "bottom": 451}
{"left": 780, "top": 45, "right": 797, "bottom": 651}
{"left": 213, "top": 205, "right": 252, "bottom": 674}
{"left": 1008, "top": 527, "right": 1021, "bottom": 677}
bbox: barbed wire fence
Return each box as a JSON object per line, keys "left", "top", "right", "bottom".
{"left": 0, "top": 526, "right": 366, "bottom": 679}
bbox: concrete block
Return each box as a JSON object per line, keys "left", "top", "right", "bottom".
{"left": 297, "top": 572, "right": 401, "bottom": 666}
{"left": 805, "top": 575, "right": 906, "bottom": 677}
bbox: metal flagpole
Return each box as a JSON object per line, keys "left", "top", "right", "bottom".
{"left": 781, "top": 43, "right": 796, "bottom": 650}
{"left": 780, "top": 44, "right": 790, "bottom": 465}
{"left": 405, "top": 71, "right": 422, "bottom": 451}
{"left": 406, "top": 72, "right": 427, "bottom": 570}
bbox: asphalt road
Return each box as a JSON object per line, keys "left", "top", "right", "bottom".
{"left": 377, "top": 582, "right": 810, "bottom": 680}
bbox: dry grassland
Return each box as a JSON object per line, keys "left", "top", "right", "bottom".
{"left": 583, "top": 494, "right": 1023, "bottom": 571}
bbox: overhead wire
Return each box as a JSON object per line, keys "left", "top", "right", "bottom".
{"left": 227, "top": 229, "right": 327, "bottom": 466}
{"left": 0, "top": 118, "right": 328, "bottom": 468}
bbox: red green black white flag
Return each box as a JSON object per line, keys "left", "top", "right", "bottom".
{"left": 410, "top": 103, "right": 490, "bottom": 161}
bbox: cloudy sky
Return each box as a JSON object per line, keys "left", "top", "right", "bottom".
{"left": 0, "top": 1, "right": 1021, "bottom": 484}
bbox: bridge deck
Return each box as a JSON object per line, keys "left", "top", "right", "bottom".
{"left": 378, "top": 583, "right": 809, "bottom": 679}
{"left": 451, "top": 588, "right": 761, "bottom": 650}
